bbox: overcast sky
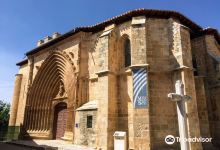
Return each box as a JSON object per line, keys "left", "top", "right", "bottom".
{"left": 0, "top": 0, "right": 220, "bottom": 103}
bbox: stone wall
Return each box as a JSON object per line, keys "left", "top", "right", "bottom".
{"left": 195, "top": 77, "right": 213, "bottom": 149}
{"left": 192, "top": 35, "right": 220, "bottom": 147}
{"left": 147, "top": 18, "right": 179, "bottom": 149}
{"left": 74, "top": 110, "right": 97, "bottom": 147}
{"left": 204, "top": 35, "right": 220, "bottom": 147}
{"left": 10, "top": 14, "right": 220, "bottom": 150}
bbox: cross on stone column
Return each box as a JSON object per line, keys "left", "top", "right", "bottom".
{"left": 168, "top": 80, "right": 191, "bottom": 150}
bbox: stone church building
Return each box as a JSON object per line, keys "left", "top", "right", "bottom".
{"left": 9, "top": 9, "right": 220, "bottom": 150}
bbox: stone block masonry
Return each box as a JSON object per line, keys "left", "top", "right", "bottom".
{"left": 10, "top": 9, "right": 220, "bottom": 150}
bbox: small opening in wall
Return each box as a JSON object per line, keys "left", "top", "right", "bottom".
{"left": 124, "top": 38, "right": 131, "bottom": 68}
{"left": 192, "top": 55, "right": 198, "bottom": 76}
{"left": 87, "top": 115, "right": 93, "bottom": 128}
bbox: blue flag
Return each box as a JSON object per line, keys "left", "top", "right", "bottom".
{"left": 133, "top": 68, "right": 148, "bottom": 108}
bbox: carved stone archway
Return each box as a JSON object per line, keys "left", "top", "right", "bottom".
{"left": 23, "top": 51, "right": 77, "bottom": 140}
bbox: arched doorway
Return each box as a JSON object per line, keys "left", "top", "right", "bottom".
{"left": 22, "top": 52, "right": 77, "bottom": 140}
{"left": 53, "top": 102, "right": 67, "bottom": 139}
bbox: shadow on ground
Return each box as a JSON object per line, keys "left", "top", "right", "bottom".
{"left": 1, "top": 140, "right": 58, "bottom": 150}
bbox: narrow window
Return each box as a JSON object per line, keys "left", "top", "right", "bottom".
{"left": 87, "top": 115, "right": 93, "bottom": 128}
{"left": 192, "top": 55, "right": 198, "bottom": 76}
{"left": 124, "top": 38, "right": 131, "bottom": 67}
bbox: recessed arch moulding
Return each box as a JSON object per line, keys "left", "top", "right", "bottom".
{"left": 23, "top": 50, "right": 78, "bottom": 140}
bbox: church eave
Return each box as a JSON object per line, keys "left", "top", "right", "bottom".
{"left": 24, "top": 8, "right": 220, "bottom": 56}
{"left": 16, "top": 59, "right": 28, "bottom": 66}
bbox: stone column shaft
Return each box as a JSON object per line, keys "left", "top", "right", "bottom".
{"left": 9, "top": 74, "right": 23, "bottom": 126}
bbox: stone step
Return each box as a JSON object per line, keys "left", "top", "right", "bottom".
{"left": 7, "top": 140, "right": 94, "bottom": 150}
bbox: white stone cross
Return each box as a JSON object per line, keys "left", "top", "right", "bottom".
{"left": 168, "top": 80, "right": 191, "bottom": 150}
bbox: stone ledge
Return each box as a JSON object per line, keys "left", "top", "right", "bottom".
{"left": 95, "top": 70, "right": 116, "bottom": 76}
{"left": 24, "top": 131, "right": 51, "bottom": 140}
{"left": 99, "top": 24, "right": 115, "bottom": 38}
{"left": 129, "top": 64, "right": 149, "bottom": 69}
{"left": 89, "top": 74, "right": 98, "bottom": 81}
{"left": 173, "top": 65, "right": 192, "bottom": 71}
{"left": 194, "top": 75, "right": 207, "bottom": 78}
{"left": 62, "top": 131, "right": 73, "bottom": 141}
{"left": 76, "top": 100, "right": 98, "bottom": 111}
{"left": 148, "top": 65, "right": 194, "bottom": 73}
{"left": 95, "top": 70, "right": 109, "bottom": 76}
{"left": 131, "top": 16, "right": 146, "bottom": 25}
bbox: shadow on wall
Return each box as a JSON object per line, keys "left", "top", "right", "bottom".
{"left": 117, "top": 74, "right": 130, "bottom": 148}
{"left": 0, "top": 125, "right": 23, "bottom": 141}
{"left": 0, "top": 124, "right": 58, "bottom": 150}
{"left": 0, "top": 125, "right": 11, "bottom": 141}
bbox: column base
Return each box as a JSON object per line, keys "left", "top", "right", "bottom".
{"left": 24, "top": 131, "right": 50, "bottom": 140}
{"left": 61, "top": 131, "right": 73, "bottom": 142}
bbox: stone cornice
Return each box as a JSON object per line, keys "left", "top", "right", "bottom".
{"left": 172, "top": 65, "right": 193, "bottom": 71}
{"left": 148, "top": 65, "right": 194, "bottom": 73}
{"left": 95, "top": 70, "right": 111, "bottom": 76}
{"left": 95, "top": 70, "right": 119, "bottom": 76}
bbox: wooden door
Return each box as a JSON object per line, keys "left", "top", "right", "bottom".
{"left": 53, "top": 102, "right": 67, "bottom": 139}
